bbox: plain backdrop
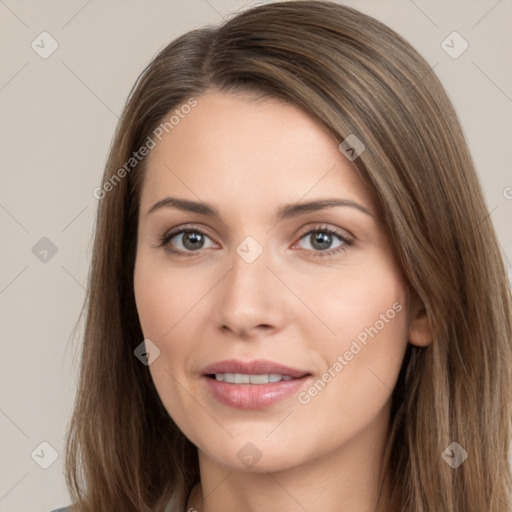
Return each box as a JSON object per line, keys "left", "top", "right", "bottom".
{"left": 0, "top": 1, "right": 511, "bottom": 510}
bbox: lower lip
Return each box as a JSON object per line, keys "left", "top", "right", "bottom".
{"left": 203, "top": 375, "right": 311, "bottom": 409}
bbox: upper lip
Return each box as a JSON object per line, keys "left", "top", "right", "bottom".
{"left": 202, "top": 359, "right": 311, "bottom": 378}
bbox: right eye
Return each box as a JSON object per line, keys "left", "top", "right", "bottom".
{"left": 158, "top": 227, "right": 218, "bottom": 257}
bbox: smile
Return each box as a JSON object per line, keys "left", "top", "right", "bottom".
{"left": 212, "top": 373, "right": 294, "bottom": 384}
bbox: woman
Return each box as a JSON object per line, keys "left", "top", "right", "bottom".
{"left": 55, "top": 1, "right": 512, "bottom": 511}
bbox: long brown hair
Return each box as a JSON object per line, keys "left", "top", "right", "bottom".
{"left": 64, "top": 2, "right": 512, "bottom": 510}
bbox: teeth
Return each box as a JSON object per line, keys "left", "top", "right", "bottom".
{"left": 214, "top": 373, "right": 294, "bottom": 384}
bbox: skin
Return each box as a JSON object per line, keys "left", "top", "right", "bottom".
{"left": 133, "top": 90, "right": 432, "bottom": 512}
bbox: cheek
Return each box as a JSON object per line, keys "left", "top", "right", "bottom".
{"left": 297, "top": 261, "right": 409, "bottom": 411}
{"left": 134, "top": 258, "right": 204, "bottom": 424}
{"left": 299, "top": 256, "right": 409, "bottom": 389}
{"left": 296, "top": 256, "right": 408, "bottom": 342}
{"left": 134, "top": 255, "right": 206, "bottom": 340}
{"left": 133, "top": 255, "right": 213, "bottom": 389}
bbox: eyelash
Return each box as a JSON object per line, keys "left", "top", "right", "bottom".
{"left": 157, "top": 224, "right": 354, "bottom": 258}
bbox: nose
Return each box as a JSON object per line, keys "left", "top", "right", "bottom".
{"left": 212, "top": 243, "right": 288, "bottom": 340}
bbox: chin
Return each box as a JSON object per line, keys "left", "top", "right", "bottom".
{"left": 198, "top": 438, "right": 309, "bottom": 474}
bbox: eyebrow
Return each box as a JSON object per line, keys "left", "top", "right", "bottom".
{"left": 146, "top": 196, "right": 372, "bottom": 221}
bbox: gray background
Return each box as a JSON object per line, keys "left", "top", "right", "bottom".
{"left": 0, "top": 1, "right": 511, "bottom": 511}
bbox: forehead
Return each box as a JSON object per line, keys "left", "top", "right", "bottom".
{"left": 139, "top": 91, "right": 375, "bottom": 218}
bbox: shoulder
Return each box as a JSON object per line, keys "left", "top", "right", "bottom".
{"left": 50, "top": 507, "right": 72, "bottom": 512}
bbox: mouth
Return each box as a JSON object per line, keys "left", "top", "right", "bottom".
{"left": 206, "top": 373, "right": 301, "bottom": 384}
{"left": 201, "top": 359, "right": 313, "bottom": 409}
{"left": 202, "top": 358, "right": 311, "bottom": 379}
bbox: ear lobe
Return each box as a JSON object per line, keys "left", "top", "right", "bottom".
{"left": 408, "top": 300, "right": 432, "bottom": 347}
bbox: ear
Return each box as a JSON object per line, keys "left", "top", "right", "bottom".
{"left": 408, "top": 296, "right": 432, "bottom": 347}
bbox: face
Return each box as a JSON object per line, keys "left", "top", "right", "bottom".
{"left": 133, "top": 90, "right": 426, "bottom": 474}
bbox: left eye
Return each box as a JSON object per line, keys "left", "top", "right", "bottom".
{"left": 160, "top": 229, "right": 216, "bottom": 254}
{"left": 294, "top": 227, "right": 353, "bottom": 256}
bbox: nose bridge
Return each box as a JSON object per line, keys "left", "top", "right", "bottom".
{"left": 225, "top": 236, "right": 271, "bottom": 304}
{"left": 213, "top": 235, "right": 284, "bottom": 335}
